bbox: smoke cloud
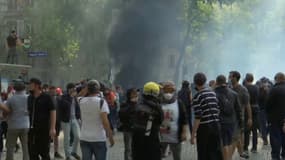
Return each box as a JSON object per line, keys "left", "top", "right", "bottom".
{"left": 108, "top": 0, "right": 179, "bottom": 88}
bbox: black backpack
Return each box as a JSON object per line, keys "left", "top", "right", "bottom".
{"left": 131, "top": 103, "right": 153, "bottom": 133}
{"left": 217, "top": 90, "right": 234, "bottom": 118}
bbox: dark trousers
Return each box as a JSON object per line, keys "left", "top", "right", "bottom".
{"left": 196, "top": 123, "right": 223, "bottom": 160}
{"left": 6, "top": 47, "right": 18, "bottom": 64}
{"left": 259, "top": 109, "right": 269, "bottom": 142}
{"left": 269, "top": 124, "right": 285, "bottom": 160}
{"left": 0, "top": 123, "right": 3, "bottom": 153}
{"left": 28, "top": 128, "right": 50, "bottom": 160}
{"left": 132, "top": 133, "right": 161, "bottom": 160}
{"left": 244, "top": 109, "right": 259, "bottom": 151}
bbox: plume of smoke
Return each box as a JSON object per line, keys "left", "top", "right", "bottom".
{"left": 199, "top": 0, "right": 285, "bottom": 80}
{"left": 108, "top": 0, "right": 179, "bottom": 88}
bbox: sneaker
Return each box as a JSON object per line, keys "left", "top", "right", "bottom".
{"left": 15, "top": 144, "right": 20, "bottom": 153}
{"left": 71, "top": 152, "right": 81, "bottom": 160}
{"left": 251, "top": 149, "right": 257, "bottom": 153}
{"left": 54, "top": 152, "right": 63, "bottom": 159}
{"left": 240, "top": 152, "right": 249, "bottom": 159}
{"left": 264, "top": 140, "right": 269, "bottom": 145}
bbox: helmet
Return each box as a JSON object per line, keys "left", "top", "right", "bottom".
{"left": 143, "top": 82, "right": 160, "bottom": 97}
{"left": 87, "top": 80, "right": 100, "bottom": 94}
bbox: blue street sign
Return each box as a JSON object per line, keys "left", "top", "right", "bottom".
{"left": 28, "top": 51, "right": 48, "bottom": 57}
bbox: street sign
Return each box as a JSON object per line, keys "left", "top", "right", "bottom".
{"left": 23, "top": 38, "right": 31, "bottom": 49}
{"left": 28, "top": 51, "right": 48, "bottom": 57}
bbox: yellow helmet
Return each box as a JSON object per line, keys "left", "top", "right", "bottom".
{"left": 143, "top": 82, "right": 160, "bottom": 97}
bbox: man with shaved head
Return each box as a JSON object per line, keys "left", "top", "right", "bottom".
{"left": 267, "top": 72, "right": 285, "bottom": 160}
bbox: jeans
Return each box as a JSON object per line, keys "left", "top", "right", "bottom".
{"left": 61, "top": 119, "right": 80, "bottom": 158}
{"left": 123, "top": 132, "right": 132, "bottom": 160}
{"left": 109, "top": 107, "right": 118, "bottom": 129}
{"left": 161, "top": 143, "right": 182, "bottom": 160}
{"left": 6, "top": 47, "right": 18, "bottom": 64}
{"left": 80, "top": 141, "right": 107, "bottom": 160}
{"left": 6, "top": 129, "right": 29, "bottom": 160}
{"left": 269, "top": 124, "right": 285, "bottom": 160}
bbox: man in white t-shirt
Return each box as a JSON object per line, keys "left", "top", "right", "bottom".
{"left": 79, "top": 80, "right": 114, "bottom": 160}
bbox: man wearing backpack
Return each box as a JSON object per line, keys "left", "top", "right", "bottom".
{"left": 215, "top": 75, "right": 242, "bottom": 160}
{"left": 132, "top": 82, "right": 163, "bottom": 160}
{"left": 79, "top": 80, "right": 114, "bottom": 160}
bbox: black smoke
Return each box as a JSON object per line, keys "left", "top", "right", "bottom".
{"left": 108, "top": 0, "right": 180, "bottom": 88}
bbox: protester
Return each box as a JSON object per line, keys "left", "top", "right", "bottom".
{"left": 266, "top": 72, "right": 285, "bottom": 160}
{"left": 119, "top": 88, "right": 139, "bottom": 160}
{"left": 0, "top": 79, "right": 29, "bottom": 160}
{"left": 160, "top": 81, "right": 187, "bottom": 160}
{"left": 228, "top": 71, "right": 252, "bottom": 159}
{"left": 256, "top": 77, "right": 272, "bottom": 145}
{"left": 58, "top": 83, "right": 81, "bottom": 160}
{"left": 6, "top": 30, "right": 21, "bottom": 64}
{"left": 243, "top": 73, "right": 260, "bottom": 153}
{"left": 214, "top": 75, "right": 242, "bottom": 160}
{"left": 178, "top": 80, "right": 192, "bottom": 132}
{"left": 49, "top": 86, "right": 64, "bottom": 159}
{"left": 191, "top": 73, "right": 223, "bottom": 160}
{"left": 28, "top": 78, "right": 56, "bottom": 160}
{"left": 79, "top": 80, "right": 114, "bottom": 160}
{"left": 132, "top": 82, "right": 163, "bottom": 160}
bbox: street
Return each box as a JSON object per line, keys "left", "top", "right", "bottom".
{"left": 1, "top": 132, "right": 271, "bottom": 160}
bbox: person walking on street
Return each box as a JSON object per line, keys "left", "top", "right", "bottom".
{"left": 190, "top": 73, "right": 223, "bottom": 160}
{"left": 132, "top": 82, "right": 164, "bottom": 160}
{"left": 160, "top": 81, "right": 188, "bottom": 160}
{"left": 266, "top": 72, "right": 285, "bottom": 160}
{"left": 28, "top": 78, "right": 56, "bottom": 160}
{"left": 79, "top": 80, "right": 114, "bottom": 160}
{"left": 58, "top": 83, "right": 81, "bottom": 160}
{"left": 215, "top": 75, "right": 242, "bottom": 160}
{"left": 228, "top": 71, "right": 252, "bottom": 159}
{"left": 0, "top": 79, "right": 29, "bottom": 160}
{"left": 49, "top": 86, "right": 64, "bottom": 159}
{"left": 119, "top": 88, "right": 139, "bottom": 160}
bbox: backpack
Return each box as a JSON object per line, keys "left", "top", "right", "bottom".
{"left": 118, "top": 103, "right": 135, "bottom": 131}
{"left": 131, "top": 103, "right": 153, "bottom": 133}
{"left": 217, "top": 90, "right": 234, "bottom": 117}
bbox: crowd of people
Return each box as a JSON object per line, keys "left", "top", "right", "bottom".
{"left": 0, "top": 71, "right": 283, "bottom": 160}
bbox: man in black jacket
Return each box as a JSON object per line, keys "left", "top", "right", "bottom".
{"left": 178, "top": 81, "right": 192, "bottom": 132}
{"left": 215, "top": 75, "right": 242, "bottom": 160}
{"left": 58, "top": 83, "right": 81, "bottom": 160}
{"left": 28, "top": 78, "right": 56, "bottom": 160}
{"left": 119, "top": 88, "right": 139, "bottom": 160}
{"left": 266, "top": 72, "right": 285, "bottom": 160}
{"left": 132, "top": 82, "right": 163, "bottom": 160}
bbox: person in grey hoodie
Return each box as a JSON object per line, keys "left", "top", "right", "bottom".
{"left": 0, "top": 79, "right": 29, "bottom": 160}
